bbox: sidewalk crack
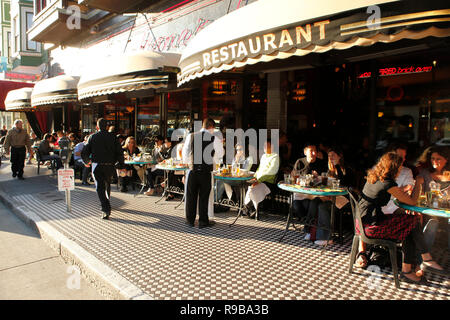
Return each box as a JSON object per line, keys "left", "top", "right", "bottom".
{"left": 0, "top": 256, "right": 60, "bottom": 272}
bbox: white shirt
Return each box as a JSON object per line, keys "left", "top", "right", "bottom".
{"left": 182, "top": 128, "right": 224, "bottom": 166}
{"left": 382, "top": 166, "right": 415, "bottom": 214}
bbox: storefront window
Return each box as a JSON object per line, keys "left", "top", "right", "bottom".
{"left": 82, "top": 106, "right": 97, "bottom": 136}
{"left": 167, "top": 91, "right": 192, "bottom": 139}
{"left": 203, "top": 79, "right": 240, "bottom": 125}
{"left": 136, "top": 96, "right": 159, "bottom": 146}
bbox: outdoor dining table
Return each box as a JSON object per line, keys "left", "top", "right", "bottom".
{"left": 155, "top": 164, "right": 189, "bottom": 209}
{"left": 277, "top": 182, "right": 348, "bottom": 246}
{"left": 213, "top": 171, "right": 254, "bottom": 226}
{"left": 394, "top": 200, "right": 450, "bottom": 219}
{"left": 124, "top": 160, "right": 157, "bottom": 197}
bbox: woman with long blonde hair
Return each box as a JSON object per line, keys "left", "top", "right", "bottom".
{"left": 355, "top": 152, "right": 444, "bottom": 283}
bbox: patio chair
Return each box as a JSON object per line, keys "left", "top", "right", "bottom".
{"left": 36, "top": 148, "right": 57, "bottom": 175}
{"left": 347, "top": 187, "right": 401, "bottom": 288}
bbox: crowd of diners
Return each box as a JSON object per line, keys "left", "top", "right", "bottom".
{"left": 11, "top": 123, "right": 449, "bottom": 283}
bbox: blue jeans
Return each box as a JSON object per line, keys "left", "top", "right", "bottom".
{"left": 316, "top": 201, "right": 332, "bottom": 240}
{"left": 42, "top": 154, "right": 63, "bottom": 169}
{"left": 292, "top": 198, "right": 320, "bottom": 233}
{"left": 415, "top": 218, "right": 439, "bottom": 263}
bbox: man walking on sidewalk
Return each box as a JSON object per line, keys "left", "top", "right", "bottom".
{"left": 4, "top": 119, "right": 33, "bottom": 180}
{"left": 81, "top": 118, "right": 124, "bottom": 220}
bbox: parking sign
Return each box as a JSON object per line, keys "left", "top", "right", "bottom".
{"left": 58, "top": 169, "right": 75, "bottom": 191}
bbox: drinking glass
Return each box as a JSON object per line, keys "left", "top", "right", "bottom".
{"left": 332, "top": 179, "right": 340, "bottom": 189}
{"left": 321, "top": 172, "right": 328, "bottom": 185}
{"left": 284, "top": 174, "right": 290, "bottom": 183}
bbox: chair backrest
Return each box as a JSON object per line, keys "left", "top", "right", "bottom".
{"left": 347, "top": 187, "right": 397, "bottom": 247}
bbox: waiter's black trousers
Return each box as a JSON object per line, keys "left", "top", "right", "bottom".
{"left": 186, "top": 170, "right": 211, "bottom": 225}
{"left": 93, "top": 164, "right": 115, "bottom": 213}
{"left": 11, "top": 146, "right": 26, "bottom": 177}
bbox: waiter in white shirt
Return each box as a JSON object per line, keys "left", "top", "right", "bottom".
{"left": 182, "top": 118, "right": 224, "bottom": 228}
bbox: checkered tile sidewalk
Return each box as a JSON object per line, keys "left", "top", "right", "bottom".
{"left": 1, "top": 164, "right": 448, "bottom": 300}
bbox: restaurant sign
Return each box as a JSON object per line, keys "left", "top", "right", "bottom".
{"left": 178, "top": 1, "right": 450, "bottom": 85}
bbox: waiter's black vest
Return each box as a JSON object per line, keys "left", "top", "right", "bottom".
{"left": 191, "top": 130, "right": 214, "bottom": 172}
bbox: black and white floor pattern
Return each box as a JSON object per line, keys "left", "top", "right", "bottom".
{"left": 7, "top": 180, "right": 449, "bottom": 300}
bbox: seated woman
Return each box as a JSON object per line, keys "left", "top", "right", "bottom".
{"left": 291, "top": 142, "right": 328, "bottom": 240}
{"left": 417, "top": 145, "right": 450, "bottom": 253}
{"left": 216, "top": 142, "right": 254, "bottom": 203}
{"left": 315, "top": 146, "right": 355, "bottom": 246}
{"left": 144, "top": 137, "right": 172, "bottom": 196}
{"left": 355, "top": 152, "right": 444, "bottom": 284}
{"left": 38, "top": 134, "right": 63, "bottom": 170}
{"left": 243, "top": 140, "right": 280, "bottom": 218}
{"left": 119, "top": 136, "right": 140, "bottom": 192}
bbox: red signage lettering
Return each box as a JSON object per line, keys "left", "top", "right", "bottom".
{"left": 358, "top": 66, "right": 432, "bottom": 78}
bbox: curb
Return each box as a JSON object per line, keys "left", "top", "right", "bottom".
{"left": 0, "top": 190, "right": 153, "bottom": 300}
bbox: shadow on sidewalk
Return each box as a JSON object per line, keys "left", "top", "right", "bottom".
{"left": 111, "top": 207, "right": 352, "bottom": 255}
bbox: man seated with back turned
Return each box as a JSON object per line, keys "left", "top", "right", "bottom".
{"left": 74, "top": 135, "right": 91, "bottom": 185}
{"left": 39, "top": 133, "right": 63, "bottom": 170}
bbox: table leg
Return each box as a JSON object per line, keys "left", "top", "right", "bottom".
{"left": 155, "top": 170, "right": 168, "bottom": 204}
{"left": 134, "top": 166, "right": 147, "bottom": 198}
{"left": 279, "top": 193, "right": 293, "bottom": 242}
{"left": 229, "top": 183, "right": 244, "bottom": 227}
{"left": 321, "top": 197, "right": 336, "bottom": 253}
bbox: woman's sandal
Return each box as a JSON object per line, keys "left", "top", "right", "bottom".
{"left": 354, "top": 252, "right": 369, "bottom": 269}
{"left": 420, "top": 259, "right": 447, "bottom": 276}
{"left": 400, "top": 270, "right": 428, "bottom": 284}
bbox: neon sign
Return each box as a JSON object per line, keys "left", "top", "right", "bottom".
{"left": 358, "top": 66, "right": 432, "bottom": 78}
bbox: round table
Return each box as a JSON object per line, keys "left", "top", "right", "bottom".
{"left": 394, "top": 200, "right": 450, "bottom": 219}
{"left": 124, "top": 160, "right": 157, "bottom": 196}
{"left": 155, "top": 165, "right": 189, "bottom": 208}
{"left": 277, "top": 182, "right": 348, "bottom": 245}
{"left": 213, "top": 172, "right": 254, "bottom": 226}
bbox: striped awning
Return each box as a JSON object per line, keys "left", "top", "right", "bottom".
{"left": 31, "top": 75, "right": 80, "bottom": 107}
{"left": 78, "top": 51, "right": 181, "bottom": 100}
{"left": 178, "top": 0, "right": 450, "bottom": 86}
{"left": 5, "top": 87, "right": 33, "bottom": 112}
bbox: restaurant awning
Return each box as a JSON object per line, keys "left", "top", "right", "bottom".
{"left": 78, "top": 51, "right": 181, "bottom": 100}
{"left": 4, "top": 87, "right": 34, "bottom": 112}
{"left": 178, "top": 0, "right": 450, "bottom": 86}
{"left": 0, "top": 80, "right": 34, "bottom": 111}
{"left": 31, "top": 75, "right": 80, "bottom": 108}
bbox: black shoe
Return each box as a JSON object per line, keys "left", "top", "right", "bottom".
{"left": 102, "top": 211, "right": 111, "bottom": 220}
{"left": 12, "top": 173, "right": 17, "bottom": 178}
{"left": 82, "top": 182, "right": 91, "bottom": 186}
{"left": 420, "top": 261, "right": 447, "bottom": 276}
{"left": 186, "top": 221, "right": 195, "bottom": 227}
{"left": 247, "top": 210, "right": 256, "bottom": 219}
{"left": 199, "top": 221, "right": 216, "bottom": 229}
{"left": 18, "top": 176, "right": 25, "bottom": 180}
{"left": 120, "top": 187, "right": 128, "bottom": 193}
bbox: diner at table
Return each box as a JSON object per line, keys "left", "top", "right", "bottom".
{"left": 38, "top": 133, "right": 63, "bottom": 170}
{"left": 119, "top": 136, "right": 141, "bottom": 193}
{"left": 243, "top": 140, "right": 280, "bottom": 219}
{"left": 291, "top": 142, "right": 328, "bottom": 241}
{"left": 354, "top": 151, "right": 445, "bottom": 284}
{"left": 315, "top": 146, "right": 355, "bottom": 246}
{"left": 145, "top": 137, "right": 174, "bottom": 197}
{"left": 215, "top": 142, "right": 254, "bottom": 206}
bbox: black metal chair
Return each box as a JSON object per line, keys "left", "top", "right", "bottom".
{"left": 347, "top": 187, "right": 401, "bottom": 288}
{"left": 36, "top": 149, "right": 56, "bottom": 175}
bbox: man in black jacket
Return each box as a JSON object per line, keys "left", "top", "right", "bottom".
{"left": 82, "top": 118, "right": 124, "bottom": 219}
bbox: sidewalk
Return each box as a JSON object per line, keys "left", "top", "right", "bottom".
{"left": 0, "top": 158, "right": 448, "bottom": 300}
{"left": 0, "top": 201, "right": 103, "bottom": 299}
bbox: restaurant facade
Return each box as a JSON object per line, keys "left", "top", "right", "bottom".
{"left": 24, "top": 0, "right": 450, "bottom": 157}
{"left": 177, "top": 0, "right": 450, "bottom": 160}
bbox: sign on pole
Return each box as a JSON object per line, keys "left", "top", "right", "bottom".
{"left": 58, "top": 169, "right": 75, "bottom": 191}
